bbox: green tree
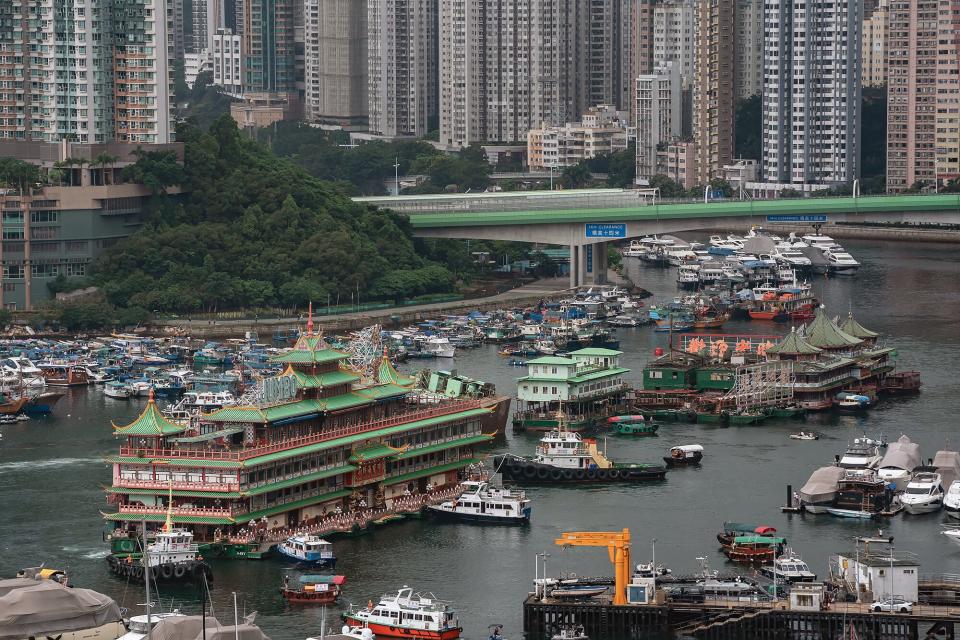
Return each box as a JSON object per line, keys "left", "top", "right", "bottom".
{"left": 0, "top": 158, "right": 40, "bottom": 194}
{"left": 122, "top": 149, "right": 185, "bottom": 194}
{"left": 647, "top": 174, "right": 686, "bottom": 198}
{"left": 560, "top": 163, "right": 592, "bottom": 189}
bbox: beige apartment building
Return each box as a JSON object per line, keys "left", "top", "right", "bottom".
{"left": 691, "top": 0, "right": 735, "bottom": 185}
{"left": 885, "top": 0, "right": 960, "bottom": 191}
{"left": 527, "top": 106, "right": 629, "bottom": 170}
{"left": 656, "top": 141, "right": 697, "bottom": 189}
{"left": 862, "top": 0, "right": 888, "bottom": 88}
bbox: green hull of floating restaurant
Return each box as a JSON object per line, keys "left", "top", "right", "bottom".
{"left": 102, "top": 330, "right": 507, "bottom": 559}
{"left": 512, "top": 348, "right": 631, "bottom": 432}
{"left": 634, "top": 309, "right": 915, "bottom": 419}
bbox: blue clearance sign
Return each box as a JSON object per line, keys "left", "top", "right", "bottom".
{"left": 585, "top": 223, "right": 627, "bottom": 238}
{"left": 766, "top": 214, "right": 828, "bottom": 223}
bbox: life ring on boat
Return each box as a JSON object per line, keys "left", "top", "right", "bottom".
{"left": 159, "top": 564, "right": 174, "bottom": 580}
{"left": 174, "top": 565, "right": 186, "bottom": 579}
{"left": 573, "top": 469, "right": 586, "bottom": 481}
{"left": 561, "top": 469, "right": 575, "bottom": 480}
{"left": 535, "top": 467, "right": 550, "bottom": 480}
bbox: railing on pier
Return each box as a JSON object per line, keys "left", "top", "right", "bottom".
{"left": 117, "top": 400, "right": 482, "bottom": 462}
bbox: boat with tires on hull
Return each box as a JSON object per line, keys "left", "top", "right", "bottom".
{"left": 493, "top": 424, "right": 667, "bottom": 484}
{"left": 106, "top": 526, "right": 212, "bottom": 584}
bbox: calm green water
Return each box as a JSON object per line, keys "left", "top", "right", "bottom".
{"left": 1, "top": 240, "right": 959, "bottom": 639}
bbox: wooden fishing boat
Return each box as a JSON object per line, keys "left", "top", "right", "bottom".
{"left": 716, "top": 522, "right": 779, "bottom": 547}
{"left": 663, "top": 444, "right": 704, "bottom": 466}
{"left": 723, "top": 535, "right": 786, "bottom": 564}
{"left": 280, "top": 574, "right": 345, "bottom": 604}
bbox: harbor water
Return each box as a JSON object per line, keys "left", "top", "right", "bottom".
{"left": 1, "top": 239, "right": 959, "bottom": 639}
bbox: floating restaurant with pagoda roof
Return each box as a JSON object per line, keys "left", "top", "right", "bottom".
{"left": 103, "top": 323, "right": 502, "bottom": 552}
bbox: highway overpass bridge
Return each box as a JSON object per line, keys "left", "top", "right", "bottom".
{"left": 353, "top": 189, "right": 960, "bottom": 286}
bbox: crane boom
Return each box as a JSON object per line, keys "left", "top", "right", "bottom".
{"left": 554, "top": 528, "right": 631, "bottom": 605}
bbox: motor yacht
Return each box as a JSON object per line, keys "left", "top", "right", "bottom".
{"left": 759, "top": 549, "right": 817, "bottom": 583}
{"left": 944, "top": 480, "right": 960, "bottom": 519}
{"left": 823, "top": 249, "right": 861, "bottom": 275}
{"left": 877, "top": 435, "right": 922, "bottom": 483}
{"left": 836, "top": 438, "right": 883, "bottom": 471}
{"left": 900, "top": 468, "right": 944, "bottom": 514}
{"left": 426, "top": 480, "right": 532, "bottom": 524}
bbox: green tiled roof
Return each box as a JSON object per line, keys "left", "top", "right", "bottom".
{"left": 569, "top": 367, "right": 629, "bottom": 383}
{"left": 526, "top": 356, "right": 575, "bottom": 366}
{"left": 239, "top": 489, "right": 353, "bottom": 522}
{"left": 241, "top": 464, "right": 356, "bottom": 496}
{"left": 271, "top": 348, "right": 348, "bottom": 365}
{"left": 113, "top": 399, "right": 186, "bottom": 437}
{"left": 383, "top": 458, "right": 482, "bottom": 486}
{"left": 102, "top": 512, "right": 235, "bottom": 525}
{"left": 104, "top": 486, "right": 243, "bottom": 499}
{"left": 377, "top": 357, "right": 414, "bottom": 386}
{"left": 805, "top": 308, "right": 862, "bottom": 349}
{"left": 840, "top": 313, "right": 879, "bottom": 339}
{"left": 395, "top": 434, "right": 494, "bottom": 460}
{"left": 241, "top": 407, "right": 492, "bottom": 467}
{"left": 355, "top": 384, "right": 411, "bottom": 401}
{"left": 205, "top": 399, "right": 325, "bottom": 424}
{"left": 349, "top": 443, "right": 403, "bottom": 463}
{"left": 105, "top": 456, "right": 243, "bottom": 468}
{"left": 568, "top": 348, "right": 623, "bottom": 357}
{"left": 767, "top": 329, "right": 822, "bottom": 355}
{"left": 320, "top": 393, "right": 377, "bottom": 412}
{"left": 291, "top": 369, "right": 361, "bottom": 389}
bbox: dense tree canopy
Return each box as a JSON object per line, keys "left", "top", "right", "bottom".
{"left": 90, "top": 116, "right": 455, "bottom": 312}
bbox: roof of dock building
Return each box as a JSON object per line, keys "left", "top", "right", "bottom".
{"left": 766, "top": 328, "right": 823, "bottom": 355}
{"left": 804, "top": 308, "right": 863, "bottom": 349}
{"left": 840, "top": 313, "right": 880, "bottom": 339}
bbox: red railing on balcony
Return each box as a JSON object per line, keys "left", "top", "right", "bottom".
{"left": 113, "top": 478, "right": 241, "bottom": 493}
{"left": 117, "top": 400, "right": 482, "bottom": 463}
{"left": 118, "top": 504, "right": 236, "bottom": 518}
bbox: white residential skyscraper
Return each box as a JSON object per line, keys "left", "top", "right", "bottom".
{"left": 734, "top": 0, "right": 763, "bottom": 99}
{"left": 635, "top": 63, "right": 682, "bottom": 183}
{"left": 762, "top": 0, "right": 862, "bottom": 186}
{"left": 367, "top": 0, "right": 438, "bottom": 137}
{"left": 0, "top": 0, "right": 175, "bottom": 143}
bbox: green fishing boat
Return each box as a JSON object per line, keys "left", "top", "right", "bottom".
{"left": 696, "top": 412, "right": 726, "bottom": 424}
{"left": 728, "top": 411, "right": 768, "bottom": 425}
{"left": 769, "top": 405, "right": 807, "bottom": 419}
{"left": 607, "top": 415, "right": 659, "bottom": 436}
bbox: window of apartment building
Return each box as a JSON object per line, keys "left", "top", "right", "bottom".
{"left": 30, "top": 227, "right": 58, "bottom": 240}
{"left": 2, "top": 242, "right": 22, "bottom": 253}
{"left": 2, "top": 228, "right": 24, "bottom": 240}
{"left": 3, "top": 265, "right": 23, "bottom": 280}
{"left": 33, "top": 242, "right": 60, "bottom": 253}
{"left": 2, "top": 211, "right": 23, "bottom": 223}
{"left": 66, "top": 240, "right": 88, "bottom": 252}
{"left": 30, "top": 264, "right": 59, "bottom": 278}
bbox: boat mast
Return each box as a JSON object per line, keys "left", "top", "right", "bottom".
{"left": 142, "top": 517, "right": 152, "bottom": 640}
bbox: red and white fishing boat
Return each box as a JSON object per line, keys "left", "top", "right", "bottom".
{"left": 342, "top": 586, "right": 462, "bottom": 640}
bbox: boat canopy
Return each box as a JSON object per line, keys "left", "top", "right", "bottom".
{"left": 733, "top": 536, "right": 786, "bottom": 545}
{"left": 671, "top": 444, "right": 704, "bottom": 453}
{"left": 607, "top": 415, "right": 646, "bottom": 423}
{"left": 879, "top": 436, "right": 921, "bottom": 472}
{"left": 721, "top": 522, "right": 763, "bottom": 533}
{"left": 799, "top": 466, "right": 845, "bottom": 502}
{"left": 934, "top": 450, "right": 960, "bottom": 488}
{"left": 0, "top": 580, "right": 122, "bottom": 640}
{"left": 298, "top": 575, "right": 346, "bottom": 585}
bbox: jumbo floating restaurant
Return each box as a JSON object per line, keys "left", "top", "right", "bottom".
{"left": 102, "top": 329, "right": 508, "bottom": 557}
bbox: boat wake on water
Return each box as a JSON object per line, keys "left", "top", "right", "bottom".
{"left": 0, "top": 457, "right": 101, "bottom": 475}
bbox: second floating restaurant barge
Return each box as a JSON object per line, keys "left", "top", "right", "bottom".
{"left": 103, "top": 329, "right": 507, "bottom": 556}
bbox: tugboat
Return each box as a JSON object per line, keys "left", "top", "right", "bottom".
{"left": 277, "top": 534, "right": 336, "bottom": 567}
{"left": 606, "top": 415, "right": 659, "bottom": 436}
{"left": 106, "top": 486, "right": 213, "bottom": 584}
{"left": 426, "top": 480, "right": 532, "bottom": 524}
{"left": 280, "top": 574, "right": 346, "bottom": 604}
{"left": 342, "top": 586, "right": 462, "bottom": 639}
{"left": 494, "top": 414, "right": 667, "bottom": 484}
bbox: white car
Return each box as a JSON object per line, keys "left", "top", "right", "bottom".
{"left": 871, "top": 597, "right": 913, "bottom": 613}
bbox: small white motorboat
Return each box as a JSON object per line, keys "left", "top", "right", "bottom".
{"left": 790, "top": 432, "right": 818, "bottom": 441}
{"left": 826, "top": 507, "right": 875, "bottom": 520}
{"left": 942, "top": 527, "right": 960, "bottom": 548}
{"left": 104, "top": 381, "right": 134, "bottom": 399}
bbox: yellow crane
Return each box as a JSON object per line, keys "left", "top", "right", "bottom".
{"left": 554, "top": 528, "right": 631, "bottom": 605}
